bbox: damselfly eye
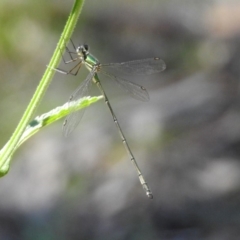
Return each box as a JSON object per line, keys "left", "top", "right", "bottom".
{"left": 83, "top": 44, "right": 89, "bottom": 51}
{"left": 76, "top": 46, "right": 82, "bottom": 53}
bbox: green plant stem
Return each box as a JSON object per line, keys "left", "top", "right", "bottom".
{"left": 0, "top": 0, "right": 85, "bottom": 174}
{"left": 0, "top": 96, "right": 102, "bottom": 177}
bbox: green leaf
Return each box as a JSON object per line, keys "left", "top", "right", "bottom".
{"left": 0, "top": 96, "right": 103, "bottom": 177}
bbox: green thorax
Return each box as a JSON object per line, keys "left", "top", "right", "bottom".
{"left": 85, "top": 53, "right": 99, "bottom": 69}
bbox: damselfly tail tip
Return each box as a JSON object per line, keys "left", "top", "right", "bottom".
{"left": 147, "top": 191, "right": 153, "bottom": 199}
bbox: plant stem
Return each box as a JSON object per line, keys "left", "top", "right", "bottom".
{"left": 0, "top": 0, "right": 85, "bottom": 174}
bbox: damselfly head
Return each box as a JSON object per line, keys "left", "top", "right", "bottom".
{"left": 76, "top": 44, "right": 88, "bottom": 55}
{"left": 76, "top": 44, "right": 89, "bottom": 59}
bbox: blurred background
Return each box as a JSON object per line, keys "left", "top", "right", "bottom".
{"left": 1, "top": 0, "right": 240, "bottom": 239}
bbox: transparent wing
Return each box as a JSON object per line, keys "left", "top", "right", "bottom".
{"left": 100, "top": 70, "right": 149, "bottom": 102}
{"left": 101, "top": 57, "right": 166, "bottom": 75}
{"left": 63, "top": 69, "right": 95, "bottom": 137}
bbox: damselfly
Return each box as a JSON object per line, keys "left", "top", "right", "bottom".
{"left": 51, "top": 40, "right": 166, "bottom": 199}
